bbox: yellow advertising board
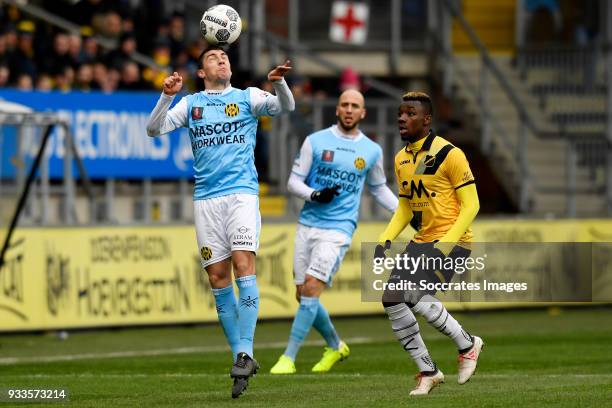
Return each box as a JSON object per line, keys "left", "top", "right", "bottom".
{"left": 1, "top": 219, "right": 611, "bottom": 331}
{"left": 0, "top": 224, "right": 385, "bottom": 331}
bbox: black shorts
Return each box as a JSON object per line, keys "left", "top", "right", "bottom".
{"left": 382, "top": 241, "right": 471, "bottom": 304}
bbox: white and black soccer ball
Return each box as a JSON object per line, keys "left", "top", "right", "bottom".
{"left": 200, "top": 4, "right": 242, "bottom": 45}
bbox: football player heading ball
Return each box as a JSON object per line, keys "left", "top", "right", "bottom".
{"left": 146, "top": 39, "right": 294, "bottom": 398}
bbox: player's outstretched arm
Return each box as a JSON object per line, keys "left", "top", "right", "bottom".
{"left": 378, "top": 197, "right": 414, "bottom": 244}
{"left": 251, "top": 60, "right": 295, "bottom": 116}
{"left": 146, "top": 72, "right": 187, "bottom": 137}
{"left": 435, "top": 183, "right": 479, "bottom": 255}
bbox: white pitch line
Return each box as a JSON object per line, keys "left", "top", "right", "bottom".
{"left": 0, "top": 337, "right": 376, "bottom": 366}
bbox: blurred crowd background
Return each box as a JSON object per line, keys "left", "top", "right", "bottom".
{"left": 0, "top": 0, "right": 609, "bottom": 224}
{"left": 1, "top": 1, "right": 208, "bottom": 92}
{"left": 0, "top": 0, "right": 600, "bottom": 92}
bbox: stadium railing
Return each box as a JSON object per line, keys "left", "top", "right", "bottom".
{"left": 0, "top": 107, "right": 95, "bottom": 268}
{"left": 433, "top": 0, "right": 612, "bottom": 216}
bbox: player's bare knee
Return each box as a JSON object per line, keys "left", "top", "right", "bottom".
{"left": 302, "top": 276, "right": 325, "bottom": 297}
{"left": 232, "top": 253, "right": 255, "bottom": 277}
{"left": 205, "top": 260, "right": 231, "bottom": 288}
{"left": 207, "top": 271, "right": 230, "bottom": 288}
{"left": 233, "top": 261, "right": 253, "bottom": 277}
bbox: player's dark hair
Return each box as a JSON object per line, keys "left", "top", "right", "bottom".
{"left": 402, "top": 91, "right": 433, "bottom": 116}
{"left": 197, "top": 44, "right": 229, "bottom": 66}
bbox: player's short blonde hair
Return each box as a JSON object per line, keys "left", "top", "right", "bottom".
{"left": 402, "top": 91, "right": 433, "bottom": 115}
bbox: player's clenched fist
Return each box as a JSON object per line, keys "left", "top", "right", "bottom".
{"left": 163, "top": 72, "right": 183, "bottom": 96}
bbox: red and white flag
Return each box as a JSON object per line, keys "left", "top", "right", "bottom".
{"left": 329, "top": 1, "right": 369, "bottom": 45}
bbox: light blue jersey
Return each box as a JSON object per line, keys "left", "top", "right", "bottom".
{"left": 186, "top": 88, "right": 259, "bottom": 199}
{"left": 147, "top": 82, "right": 292, "bottom": 200}
{"left": 291, "top": 126, "right": 387, "bottom": 237}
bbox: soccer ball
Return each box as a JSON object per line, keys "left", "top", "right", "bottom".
{"left": 200, "top": 5, "right": 242, "bottom": 45}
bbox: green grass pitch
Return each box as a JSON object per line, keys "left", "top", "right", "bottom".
{"left": 0, "top": 308, "right": 611, "bottom": 407}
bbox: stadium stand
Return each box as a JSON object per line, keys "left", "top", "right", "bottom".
{"left": 0, "top": 0, "right": 610, "bottom": 225}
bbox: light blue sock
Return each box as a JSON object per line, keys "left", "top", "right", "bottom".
{"left": 312, "top": 302, "right": 340, "bottom": 350}
{"left": 236, "top": 275, "right": 259, "bottom": 357}
{"left": 283, "top": 296, "right": 320, "bottom": 361}
{"left": 211, "top": 285, "right": 240, "bottom": 361}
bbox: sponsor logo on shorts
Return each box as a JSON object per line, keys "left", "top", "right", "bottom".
{"left": 309, "top": 266, "right": 324, "bottom": 274}
{"left": 232, "top": 241, "right": 254, "bottom": 246}
{"left": 200, "top": 246, "right": 213, "bottom": 260}
{"left": 233, "top": 226, "right": 253, "bottom": 246}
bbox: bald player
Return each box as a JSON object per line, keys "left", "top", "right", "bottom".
{"left": 270, "top": 90, "right": 398, "bottom": 374}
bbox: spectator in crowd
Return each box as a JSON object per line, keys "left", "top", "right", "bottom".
{"left": 0, "top": 64, "right": 9, "bottom": 87}
{"left": 93, "top": 11, "right": 123, "bottom": 41}
{"left": 16, "top": 73, "right": 33, "bottom": 90}
{"left": 100, "top": 67, "right": 120, "bottom": 93}
{"left": 339, "top": 67, "right": 361, "bottom": 92}
{"left": 121, "top": 13, "right": 135, "bottom": 35}
{"left": 0, "top": 29, "right": 10, "bottom": 66}
{"left": 168, "top": 12, "right": 185, "bottom": 59}
{"left": 35, "top": 73, "right": 53, "bottom": 91}
{"left": 39, "top": 32, "right": 72, "bottom": 76}
{"left": 67, "top": 33, "right": 83, "bottom": 66}
{"left": 118, "top": 61, "right": 148, "bottom": 90}
{"left": 80, "top": 28, "right": 100, "bottom": 64}
{"left": 106, "top": 32, "right": 137, "bottom": 70}
{"left": 91, "top": 61, "right": 108, "bottom": 89}
{"left": 2, "top": 23, "right": 18, "bottom": 55}
{"left": 75, "top": 63, "right": 94, "bottom": 91}
{"left": 142, "top": 37, "right": 171, "bottom": 90}
{"left": 8, "top": 21, "right": 37, "bottom": 84}
{"left": 54, "top": 66, "right": 74, "bottom": 92}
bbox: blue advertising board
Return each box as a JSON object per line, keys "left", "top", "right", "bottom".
{"left": 0, "top": 90, "right": 194, "bottom": 180}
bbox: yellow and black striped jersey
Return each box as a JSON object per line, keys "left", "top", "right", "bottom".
{"left": 394, "top": 133, "right": 475, "bottom": 243}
